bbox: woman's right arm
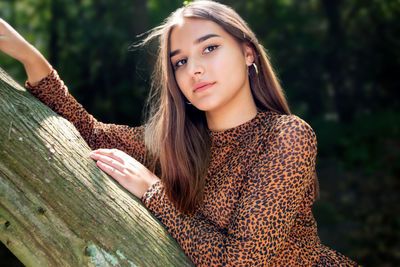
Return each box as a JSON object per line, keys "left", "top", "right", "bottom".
{"left": 0, "top": 19, "right": 51, "bottom": 84}
{"left": 0, "top": 19, "right": 146, "bottom": 164}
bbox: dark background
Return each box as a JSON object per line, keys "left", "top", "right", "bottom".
{"left": 0, "top": 0, "right": 399, "bottom": 266}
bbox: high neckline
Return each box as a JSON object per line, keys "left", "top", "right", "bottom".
{"left": 208, "top": 109, "right": 276, "bottom": 147}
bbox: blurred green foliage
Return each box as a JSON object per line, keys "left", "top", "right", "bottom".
{"left": 0, "top": 0, "right": 399, "bottom": 266}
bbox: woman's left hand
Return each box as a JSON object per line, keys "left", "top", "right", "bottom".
{"left": 90, "top": 149, "right": 160, "bottom": 199}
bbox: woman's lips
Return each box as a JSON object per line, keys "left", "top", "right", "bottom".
{"left": 193, "top": 82, "right": 216, "bottom": 93}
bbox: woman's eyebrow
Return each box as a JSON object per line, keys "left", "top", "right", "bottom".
{"left": 170, "top": 33, "right": 221, "bottom": 58}
{"left": 195, "top": 33, "right": 220, "bottom": 45}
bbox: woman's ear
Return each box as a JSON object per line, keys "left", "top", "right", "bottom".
{"left": 242, "top": 42, "right": 255, "bottom": 66}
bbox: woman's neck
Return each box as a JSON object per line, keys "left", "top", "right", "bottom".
{"left": 206, "top": 100, "right": 258, "bottom": 131}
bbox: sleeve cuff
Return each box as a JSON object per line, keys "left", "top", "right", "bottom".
{"left": 25, "top": 69, "right": 57, "bottom": 89}
{"left": 141, "top": 180, "right": 163, "bottom": 207}
{"left": 25, "top": 68, "right": 69, "bottom": 102}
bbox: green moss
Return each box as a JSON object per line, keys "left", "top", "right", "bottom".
{"left": 116, "top": 250, "right": 136, "bottom": 267}
{"left": 86, "top": 243, "right": 137, "bottom": 267}
{"left": 86, "top": 242, "right": 119, "bottom": 267}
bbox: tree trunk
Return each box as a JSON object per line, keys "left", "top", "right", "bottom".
{"left": 0, "top": 67, "right": 193, "bottom": 267}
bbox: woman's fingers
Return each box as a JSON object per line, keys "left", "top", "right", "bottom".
{"left": 92, "top": 148, "right": 124, "bottom": 161}
{"left": 96, "top": 160, "right": 125, "bottom": 179}
{"left": 95, "top": 161, "right": 136, "bottom": 191}
{"left": 90, "top": 148, "right": 161, "bottom": 198}
{"left": 90, "top": 152, "right": 128, "bottom": 174}
{"left": 90, "top": 149, "right": 140, "bottom": 187}
{"left": 91, "top": 149, "right": 141, "bottom": 168}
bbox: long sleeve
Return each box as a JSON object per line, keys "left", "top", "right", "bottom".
{"left": 26, "top": 69, "right": 146, "bottom": 164}
{"left": 141, "top": 117, "right": 318, "bottom": 266}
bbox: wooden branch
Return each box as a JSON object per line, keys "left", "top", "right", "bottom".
{"left": 0, "top": 67, "right": 193, "bottom": 266}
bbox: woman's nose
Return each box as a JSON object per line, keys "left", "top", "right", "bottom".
{"left": 187, "top": 58, "right": 204, "bottom": 78}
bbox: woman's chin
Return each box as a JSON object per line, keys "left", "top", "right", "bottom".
{"left": 191, "top": 104, "right": 217, "bottom": 113}
{"left": 190, "top": 99, "right": 222, "bottom": 112}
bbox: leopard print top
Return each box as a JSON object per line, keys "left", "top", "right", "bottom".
{"left": 27, "top": 69, "right": 360, "bottom": 266}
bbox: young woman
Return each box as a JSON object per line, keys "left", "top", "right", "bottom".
{"left": 0, "top": 0, "right": 359, "bottom": 265}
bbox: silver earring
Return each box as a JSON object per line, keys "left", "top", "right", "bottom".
{"left": 252, "top": 62, "right": 259, "bottom": 74}
{"left": 186, "top": 101, "right": 192, "bottom": 105}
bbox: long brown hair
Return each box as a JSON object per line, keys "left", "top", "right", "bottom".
{"left": 139, "top": 0, "right": 318, "bottom": 214}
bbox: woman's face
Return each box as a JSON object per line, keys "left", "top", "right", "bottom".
{"left": 169, "top": 17, "right": 255, "bottom": 114}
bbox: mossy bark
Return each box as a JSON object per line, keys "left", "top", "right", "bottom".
{"left": 0, "top": 68, "right": 193, "bottom": 267}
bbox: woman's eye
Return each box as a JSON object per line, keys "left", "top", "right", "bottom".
{"left": 204, "top": 45, "right": 219, "bottom": 53}
{"left": 173, "top": 45, "right": 219, "bottom": 69}
{"left": 175, "top": 58, "right": 187, "bottom": 68}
